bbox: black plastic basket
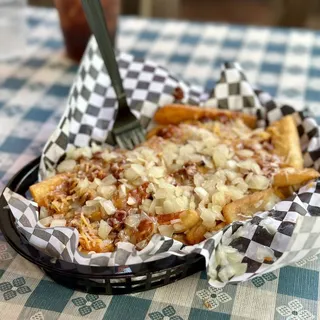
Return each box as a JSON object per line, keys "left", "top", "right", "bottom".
{"left": 0, "top": 157, "right": 206, "bottom": 295}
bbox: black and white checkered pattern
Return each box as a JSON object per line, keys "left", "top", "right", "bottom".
{"left": 205, "top": 62, "right": 263, "bottom": 114}
{"left": 40, "top": 39, "right": 205, "bottom": 178}
{"left": 4, "top": 43, "right": 320, "bottom": 287}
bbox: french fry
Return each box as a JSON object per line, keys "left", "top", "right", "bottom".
{"left": 154, "top": 104, "right": 257, "bottom": 129}
{"left": 223, "top": 188, "right": 283, "bottom": 224}
{"left": 157, "top": 209, "right": 200, "bottom": 233}
{"left": 146, "top": 126, "right": 165, "bottom": 139}
{"left": 273, "top": 168, "right": 320, "bottom": 187}
{"left": 267, "top": 115, "right": 303, "bottom": 169}
{"left": 209, "top": 222, "right": 226, "bottom": 232}
{"left": 185, "top": 222, "right": 207, "bottom": 245}
{"left": 172, "top": 234, "right": 188, "bottom": 244}
{"left": 29, "top": 174, "right": 68, "bottom": 207}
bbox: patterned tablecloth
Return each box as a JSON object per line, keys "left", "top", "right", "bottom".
{"left": 0, "top": 7, "right": 319, "bottom": 320}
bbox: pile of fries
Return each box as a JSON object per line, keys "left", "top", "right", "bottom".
{"left": 30, "top": 105, "right": 319, "bottom": 253}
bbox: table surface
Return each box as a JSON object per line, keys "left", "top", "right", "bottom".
{"left": 0, "top": 7, "right": 320, "bottom": 320}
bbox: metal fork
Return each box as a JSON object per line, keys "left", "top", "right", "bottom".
{"left": 81, "top": 0, "right": 145, "bottom": 149}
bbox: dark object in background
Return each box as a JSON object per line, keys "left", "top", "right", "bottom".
{"left": 54, "top": 0, "right": 120, "bottom": 62}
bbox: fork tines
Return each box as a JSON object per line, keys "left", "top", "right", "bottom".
{"left": 113, "top": 120, "right": 145, "bottom": 150}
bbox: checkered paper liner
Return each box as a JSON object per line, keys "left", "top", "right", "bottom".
{"left": 3, "top": 38, "right": 320, "bottom": 287}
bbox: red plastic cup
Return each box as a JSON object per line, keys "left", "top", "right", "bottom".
{"left": 54, "top": 0, "right": 120, "bottom": 62}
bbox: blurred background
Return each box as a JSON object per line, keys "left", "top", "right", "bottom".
{"left": 29, "top": 0, "right": 320, "bottom": 29}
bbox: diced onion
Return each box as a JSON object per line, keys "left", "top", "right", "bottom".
{"left": 161, "top": 199, "right": 171, "bottom": 214}
{"left": 124, "top": 168, "right": 139, "bottom": 181}
{"left": 131, "top": 164, "right": 145, "bottom": 175}
{"left": 204, "top": 232, "right": 214, "bottom": 239}
{"left": 119, "top": 184, "right": 127, "bottom": 197}
{"left": 102, "top": 175, "right": 117, "bottom": 186}
{"left": 245, "top": 174, "right": 269, "bottom": 190}
{"left": 89, "top": 180, "right": 99, "bottom": 190}
{"left": 232, "top": 178, "right": 248, "bottom": 193}
{"left": 172, "top": 223, "right": 185, "bottom": 232}
{"left": 194, "top": 173, "right": 204, "bottom": 187}
{"left": 77, "top": 178, "right": 90, "bottom": 191}
{"left": 146, "top": 183, "right": 156, "bottom": 193}
{"left": 99, "top": 239, "right": 113, "bottom": 249}
{"left": 170, "top": 219, "right": 181, "bottom": 224}
{"left": 155, "top": 206, "right": 163, "bottom": 214}
{"left": 155, "top": 188, "right": 167, "bottom": 199}
{"left": 50, "top": 219, "right": 66, "bottom": 227}
{"left": 97, "top": 185, "right": 116, "bottom": 199}
{"left": 189, "top": 198, "right": 196, "bottom": 210}
{"left": 238, "top": 159, "right": 262, "bottom": 175}
{"left": 194, "top": 187, "right": 208, "bottom": 200}
{"left": 217, "top": 185, "right": 244, "bottom": 200}
{"left": 200, "top": 208, "right": 217, "bottom": 228}
{"left": 98, "top": 220, "right": 112, "bottom": 239}
{"left": 201, "top": 156, "right": 214, "bottom": 168}
{"left": 100, "top": 200, "right": 116, "bottom": 215}
{"left": 158, "top": 225, "right": 174, "bottom": 237}
{"left": 212, "top": 144, "right": 232, "bottom": 168}
{"left": 125, "top": 214, "right": 141, "bottom": 228}
{"left": 224, "top": 170, "right": 239, "bottom": 182}
{"left": 256, "top": 246, "right": 275, "bottom": 262}
{"left": 140, "top": 199, "right": 152, "bottom": 213}
{"left": 148, "top": 199, "right": 156, "bottom": 214}
{"left": 175, "top": 187, "right": 183, "bottom": 197}
{"left": 101, "top": 151, "right": 118, "bottom": 161}
{"left": 39, "top": 207, "right": 49, "bottom": 219}
{"left": 226, "top": 159, "right": 238, "bottom": 171}
{"left": 82, "top": 205, "right": 99, "bottom": 216}
{"left": 237, "top": 149, "right": 254, "bottom": 158}
{"left": 127, "top": 197, "right": 136, "bottom": 205}
{"left": 85, "top": 199, "right": 100, "bottom": 206}
{"left": 57, "top": 159, "right": 76, "bottom": 173}
{"left": 53, "top": 214, "right": 64, "bottom": 219}
{"left": 211, "top": 191, "right": 229, "bottom": 207}
{"left": 91, "top": 142, "right": 102, "bottom": 153}
{"left": 39, "top": 216, "right": 53, "bottom": 227}
{"left": 148, "top": 166, "right": 165, "bottom": 178}
{"left": 68, "top": 147, "right": 92, "bottom": 160}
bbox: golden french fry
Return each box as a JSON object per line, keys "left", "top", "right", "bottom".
{"left": 267, "top": 115, "right": 303, "bottom": 169}
{"left": 146, "top": 126, "right": 165, "bottom": 139}
{"left": 178, "top": 210, "right": 201, "bottom": 232}
{"left": 157, "top": 209, "right": 200, "bottom": 233}
{"left": 273, "top": 167, "right": 320, "bottom": 187}
{"left": 172, "top": 234, "right": 188, "bottom": 244}
{"left": 209, "top": 222, "right": 226, "bottom": 232}
{"left": 185, "top": 222, "right": 207, "bottom": 245}
{"left": 277, "top": 186, "right": 293, "bottom": 198}
{"left": 154, "top": 104, "right": 257, "bottom": 129}
{"left": 29, "top": 174, "right": 68, "bottom": 207}
{"left": 223, "top": 188, "right": 283, "bottom": 224}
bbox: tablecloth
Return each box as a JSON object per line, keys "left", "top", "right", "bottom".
{"left": 0, "top": 7, "right": 319, "bottom": 320}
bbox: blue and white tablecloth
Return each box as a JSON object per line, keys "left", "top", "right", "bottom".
{"left": 0, "top": 7, "right": 319, "bottom": 320}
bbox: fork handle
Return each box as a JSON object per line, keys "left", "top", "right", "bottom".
{"left": 81, "top": 0, "right": 128, "bottom": 109}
